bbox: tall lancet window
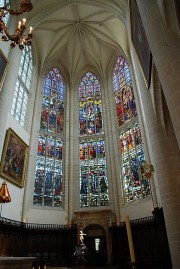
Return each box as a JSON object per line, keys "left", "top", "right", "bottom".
{"left": 79, "top": 72, "right": 109, "bottom": 208}
{"left": 33, "top": 67, "right": 65, "bottom": 207}
{"left": 11, "top": 46, "right": 33, "bottom": 126}
{"left": 113, "top": 56, "right": 151, "bottom": 203}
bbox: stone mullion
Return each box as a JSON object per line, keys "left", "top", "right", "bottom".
{"left": 102, "top": 73, "right": 122, "bottom": 223}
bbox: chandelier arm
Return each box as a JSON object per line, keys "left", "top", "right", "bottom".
{"left": 0, "top": 6, "right": 23, "bottom": 16}
{"left": 2, "top": 23, "right": 20, "bottom": 43}
{"left": 6, "top": 8, "right": 27, "bottom": 16}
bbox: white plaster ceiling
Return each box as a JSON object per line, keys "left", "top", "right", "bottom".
{"left": 25, "top": 0, "right": 129, "bottom": 77}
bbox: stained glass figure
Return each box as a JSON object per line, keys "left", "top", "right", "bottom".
{"left": 79, "top": 72, "right": 103, "bottom": 136}
{"left": 113, "top": 56, "right": 151, "bottom": 203}
{"left": 113, "top": 57, "right": 137, "bottom": 126}
{"left": 33, "top": 68, "right": 65, "bottom": 207}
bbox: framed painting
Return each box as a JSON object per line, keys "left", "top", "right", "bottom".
{"left": 129, "top": 0, "right": 152, "bottom": 87}
{"left": 0, "top": 128, "right": 28, "bottom": 188}
{"left": 0, "top": 49, "right": 9, "bottom": 91}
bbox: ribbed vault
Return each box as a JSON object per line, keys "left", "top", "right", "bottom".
{"left": 25, "top": 0, "right": 129, "bottom": 77}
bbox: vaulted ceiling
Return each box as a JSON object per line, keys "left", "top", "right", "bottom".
{"left": 26, "top": 0, "right": 129, "bottom": 78}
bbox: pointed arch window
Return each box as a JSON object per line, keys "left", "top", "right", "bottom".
{"left": 79, "top": 72, "right": 109, "bottom": 207}
{"left": 11, "top": 46, "right": 33, "bottom": 126}
{"left": 33, "top": 67, "right": 65, "bottom": 207}
{"left": 113, "top": 56, "right": 151, "bottom": 203}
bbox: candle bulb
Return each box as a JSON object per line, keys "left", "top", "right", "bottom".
{"left": 22, "top": 18, "right": 26, "bottom": 25}
{"left": 18, "top": 21, "right": 21, "bottom": 29}
{"left": 29, "top": 26, "right": 33, "bottom": 34}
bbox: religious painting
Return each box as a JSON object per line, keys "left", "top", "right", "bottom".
{"left": 129, "top": 0, "right": 151, "bottom": 87}
{"left": 0, "top": 49, "right": 9, "bottom": 91}
{"left": 0, "top": 128, "right": 28, "bottom": 188}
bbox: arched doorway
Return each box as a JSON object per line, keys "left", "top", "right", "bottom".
{"left": 84, "top": 224, "right": 107, "bottom": 267}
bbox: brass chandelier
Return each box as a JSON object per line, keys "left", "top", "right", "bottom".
{"left": 0, "top": 0, "right": 33, "bottom": 50}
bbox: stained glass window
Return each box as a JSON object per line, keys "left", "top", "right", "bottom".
{"left": 113, "top": 57, "right": 136, "bottom": 126}
{"left": 79, "top": 72, "right": 109, "bottom": 207}
{"left": 79, "top": 72, "right": 103, "bottom": 136}
{"left": 113, "top": 56, "right": 151, "bottom": 203}
{"left": 33, "top": 68, "right": 65, "bottom": 207}
{"left": 11, "top": 46, "right": 33, "bottom": 126}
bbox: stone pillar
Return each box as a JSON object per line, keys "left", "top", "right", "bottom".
{"left": 67, "top": 80, "right": 75, "bottom": 224}
{"left": 103, "top": 76, "right": 121, "bottom": 223}
{"left": 137, "top": 0, "right": 180, "bottom": 149}
{"left": 0, "top": 47, "right": 21, "bottom": 155}
{"left": 134, "top": 1, "right": 180, "bottom": 268}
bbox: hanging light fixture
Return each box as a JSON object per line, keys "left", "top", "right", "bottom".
{"left": 0, "top": 0, "right": 33, "bottom": 50}
{"left": 0, "top": 180, "right": 11, "bottom": 217}
{"left": 0, "top": 180, "right": 11, "bottom": 203}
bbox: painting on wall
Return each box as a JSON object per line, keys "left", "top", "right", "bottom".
{"left": 0, "top": 49, "right": 9, "bottom": 91}
{"left": 0, "top": 128, "right": 28, "bottom": 188}
{"left": 129, "top": 0, "right": 151, "bottom": 87}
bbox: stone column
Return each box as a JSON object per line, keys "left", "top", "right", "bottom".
{"left": 134, "top": 2, "right": 180, "bottom": 268}
{"left": 137, "top": 0, "right": 180, "bottom": 149}
{"left": 67, "top": 80, "right": 75, "bottom": 224}
{"left": 0, "top": 47, "right": 21, "bottom": 155}
{"left": 103, "top": 76, "right": 121, "bottom": 223}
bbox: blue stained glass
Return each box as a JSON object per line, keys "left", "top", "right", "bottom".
{"left": 54, "top": 167, "right": 63, "bottom": 207}
{"left": 79, "top": 139, "right": 108, "bottom": 207}
{"left": 113, "top": 56, "right": 151, "bottom": 203}
{"left": 79, "top": 72, "right": 103, "bottom": 136}
{"left": 113, "top": 56, "right": 137, "bottom": 126}
{"left": 44, "top": 78, "right": 51, "bottom": 92}
{"left": 80, "top": 172, "right": 88, "bottom": 195}
{"left": 97, "top": 140, "right": 105, "bottom": 158}
{"left": 118, "top": 121, "right": 151, "bottom": 203}
{"left": 33, "top": 68, "right": 65, "bottom": 207}
{"left": 56, "top": 139, "right": 63, "bottom": 160}
{"left": 79, "top": 72, "right": 109, "bottom": 208}
{"left": 40, "top": 67, "right": 65, "bottom": 135}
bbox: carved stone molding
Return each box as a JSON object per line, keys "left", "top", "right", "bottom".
{"left": 73, "top": 210, "right": 114, "bottom": 230}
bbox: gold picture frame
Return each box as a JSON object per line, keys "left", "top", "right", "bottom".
{"left": 0, "top": 49, "right": 9, "bottom": 91}
{"left": 129, "top": 0, "right": 152, "bottom": 87}
{"left": 0, "top": 128, "right": 28, "bottom": 188}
